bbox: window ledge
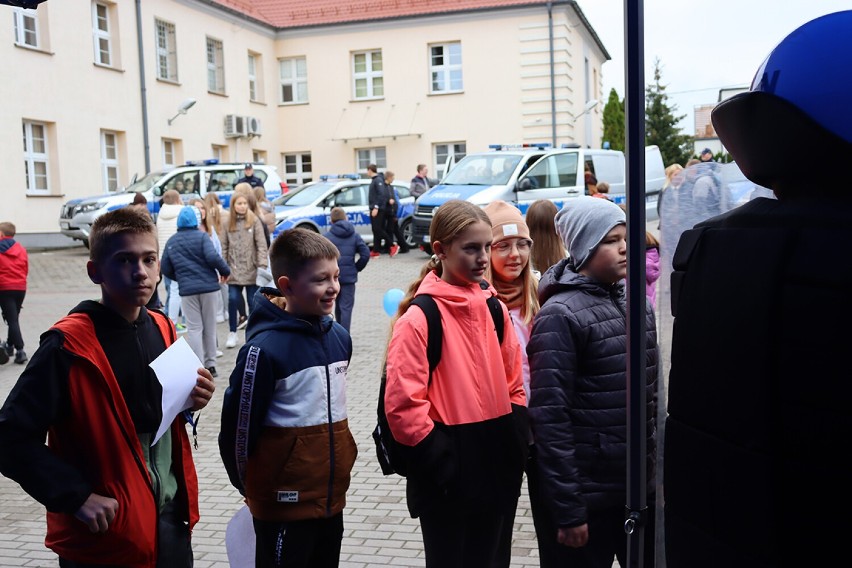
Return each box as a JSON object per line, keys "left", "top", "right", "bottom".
{"left": 14, "top": 43, "right": 53, "bottom": 55}
{"left": 93, "top": 62, "right": 125, "bottom": 73}
{"left": 428, "top": 90, "right": 464, "bottom": 97}
{"left": 279, "top": 101, "right": 309, "bottom": 107}
{"left": 349, "top": 96, "right": 385, "bottom": 103}
{"left": 250, "top": 99, "right": 267, "bottom": 106}
{"left": 156, "top": 77, "right": 181, "bottom": 86}
{"left": 26, "top": 192, "right": 64, "bottom": 198}
{"left": 208, "top": 90, "right": 228, "bottom": 98}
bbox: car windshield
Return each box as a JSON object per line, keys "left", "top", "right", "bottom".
{"left": 126, "top": 170, "right": 169, "bottom": 193}
{"left": 442, "top": 154, "right": 523, "bottom": 185}
{"left": 272, "top": 182, "right": 333, "bottom": 206}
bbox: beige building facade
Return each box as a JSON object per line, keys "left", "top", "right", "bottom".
{"left": 1, "top": 0, "right": 608, "bottom": 238}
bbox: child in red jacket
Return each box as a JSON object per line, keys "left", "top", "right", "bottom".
{"left": 0, "top": 221, "right": 28, "bottom": 365}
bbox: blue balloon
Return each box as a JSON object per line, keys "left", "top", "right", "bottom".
{"left": 382, "top": 288, "right": 405, "bottom": 317}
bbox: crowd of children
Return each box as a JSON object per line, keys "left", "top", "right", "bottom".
{"left": 0, "top": 190, "right": 660, "bottom": 568}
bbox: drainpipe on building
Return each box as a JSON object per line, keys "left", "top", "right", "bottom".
{"left": 136, "top": 0, "right": 151, "bottom": 173}
{"left": 548, "top": 2, "right": 556, "bottom": 147}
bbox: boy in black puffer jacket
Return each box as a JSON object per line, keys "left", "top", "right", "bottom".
{"left": 527, "top": 196, "right": 658, "bottom": 568}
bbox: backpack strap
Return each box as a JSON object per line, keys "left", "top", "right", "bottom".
{"left": 480, "top": 280, "right": 504, "bottom": 344}
{"left": 410, "top": 295, "right": 442, "bottom": 382}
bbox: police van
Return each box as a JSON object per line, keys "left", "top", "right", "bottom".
{"left": 58, "top": 160, "right": 284, "bottom": 247}
{"left": 411, "top": 144, "right": 665, "bottom": 252}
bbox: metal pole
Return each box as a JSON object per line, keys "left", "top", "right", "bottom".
{"left": 548, "top": 2, "right": 557, "bottom": 147}
{"left": 136, "top": 0, "right": 151, "bottom": 174}
{"left": 624, "top": 0, "right": 647, "bottom": 566}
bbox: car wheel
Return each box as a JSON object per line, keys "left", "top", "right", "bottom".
{"left": 296, "top": 223, "right": 319, "bottom": 233}
{"left": 401, "top": 219, "right": 416, "bottom": 249}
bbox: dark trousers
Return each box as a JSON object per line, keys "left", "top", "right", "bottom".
{"left": 228, "top": 284, "right": 259, "bottom": 332}
{"left": 59, "top": 500, "right": 193, "bottom": 568}
{"left": 370, "top": 210, "right": 392, "bottom": 253}
{"left": 252, "top": 513, "right": 343, "bottom": 568}
{"left": 335, "top": 283, "right": 356, "bottom": 332}
{"left": 528, "top": 459, "right": 656, "bottom": 568}
{"left": 384, "top": 215, "right": 409, "bottom": 251}
{"left": 0, "top": 289, "right": 25, "bottom": 350}
{"left": 419, "top": 503, "right": 510, "bottom": 568}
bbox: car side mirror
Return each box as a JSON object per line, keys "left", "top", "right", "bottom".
{"left": 152, "top": 186, "right": 163, "bottom": 197}
{"left": 517, "top": 178, "right": 532, "bottom": 191}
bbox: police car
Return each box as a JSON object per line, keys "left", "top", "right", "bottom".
{"left": 271, "top": 174, "right": 416, "bottom": 248}
{"left": 58, "top": 160, "right": 285, "bottom": 247}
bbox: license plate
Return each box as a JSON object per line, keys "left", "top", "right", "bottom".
{"left": 423, "top": 235, "right": 430, "bottom": 243}
{"left": 60, "top": 222, "right": 70, "bottom": 229}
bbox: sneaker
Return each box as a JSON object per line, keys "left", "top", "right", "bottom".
{"left": 0, "top": 349, "right": 8, "bottom": 365}
{"left": 2, "top": 341, "right": 12, "bottom": 357}
{"left": 215, "top": 314, "right": 225, "bottom": 323}
{"left": 399, "top": 247, "right": 410, "bottom": 254}
{"left": 226, "top": 332, "right": 238, "bottom": 349}
{"left": 206, "top": 366, "right": 218, "bottom": 378}
{"left": 370, "top": 251, "right": 381, "bottom": 258}
{"left": 236, "top": 315, "right": 248, "bottom": 330}
{"left": 14, "top": 350, "right": 27, "bottom": 365}
{"left": 175, "top": 323, "right": 187, "bottom": 334}
{"left": 389, "top": 244, "right": 400, "bottom": 257}
{"left": 216, "top": 350, "right": 224, "bottom": 358}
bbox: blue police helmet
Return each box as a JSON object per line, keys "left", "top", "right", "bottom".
{"left": 712, "top": 10, "right": 852, "bottom": 189}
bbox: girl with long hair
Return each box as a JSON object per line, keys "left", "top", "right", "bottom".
{"left": 525, "top": 199, "right": 566, "bottom": 274}
{"left": 384, "top": 199, "right": 529, "bottom": 568}
{"left": 221, "top": 192, "right": 268, "bottom": 348}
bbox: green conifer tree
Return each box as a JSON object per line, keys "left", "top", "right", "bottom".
{"left": 645, "top": 59, "right": 693, "bottom": 166}
{"left": 602, "top": 88, "right": 625, "bottom": 152}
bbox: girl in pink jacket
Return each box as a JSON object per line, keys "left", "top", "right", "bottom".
{"left": 385, "top": 199, "right": 529, "bottom": 568}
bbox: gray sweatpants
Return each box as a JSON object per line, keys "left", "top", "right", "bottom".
{"left": 181, "top": 291, "right": 219, "bottom": 368}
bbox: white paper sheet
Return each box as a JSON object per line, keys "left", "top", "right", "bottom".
{"left": 149, "top": 336, "right": 202, "bottom": 445}
{"left": 226, "top": 505, "right": 256, "bottom": 567}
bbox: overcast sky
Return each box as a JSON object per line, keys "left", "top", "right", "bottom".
{"left": 577, "top": 0, "right": 850, "bottom": 133}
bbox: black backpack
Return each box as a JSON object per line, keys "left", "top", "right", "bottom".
{"left": 372, "top": 281, "right": 505, "bottom": 476}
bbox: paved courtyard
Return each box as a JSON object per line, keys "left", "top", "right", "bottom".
{"left": 0, "top": 243, "right": 668, "bottom": 567}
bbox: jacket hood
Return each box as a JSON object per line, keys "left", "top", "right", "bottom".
{"left": 538, "top": 258, "right": 623, "bottom": 305}
{"left": 0, "top": 236, "right": 21, "bottom": 256}
{"left": 245, "top": 287, "right": 335, "bottom": 341}
{"left": 158, "top": 203, "right": 183, "bottom": 221}
{"left": 415, "top": 270, "right": 497, "bottom": 306}
{"left": 328, "top": 220, "right": 356, "bottom": 238}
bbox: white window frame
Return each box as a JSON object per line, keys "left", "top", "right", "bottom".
{"left": 279, "top": 57, "right": 308, "bottom": 104}
{"left": 92, "top": 2, "right": 112, "bottom": 66}
{"left": 283, "top": 153, "right": 312, "bottom": 186}
{"left": 248, "top": 53, "right": 258, "bottom": 101}
{"left": 162, "top": 139, "right": 175, "bottom": 167}
{"left": 100, "top": 131, "right": 120, "bottom": 192}
{"left": 13, "top": 7, "right": 39, "bottom": 49}
{"left": 429, "top": 42, "right": 463, "bottom": 94}
{"left": 207, "top": 37, "right": 225, "bottom": 94}
{"left": 356, "top": 147, "right": 386, "bottom": 175}
{"left": 352, "top": 50, "right": 383, "bottom": 100}
{"left": 155, "top": 19, "right": 178, "bottom": 82}
{"left": 434, "top": 142, "right": 466, "bottom": 180}
{"left": 252, "top": 151, "right": 266, "bottom": 165}
{"left": 22, "top": 121, "right": 50, "bottom": 194}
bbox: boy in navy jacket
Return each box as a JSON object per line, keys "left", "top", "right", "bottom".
{"left": 324, "top": 207, "right": 370, "bottom": 331}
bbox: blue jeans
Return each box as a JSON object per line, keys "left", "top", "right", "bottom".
{"left": 228, "top": 284, "right": 258, "bottom": 332}
{"left": 335, "top": 283, "right": 355, "bottom": 332}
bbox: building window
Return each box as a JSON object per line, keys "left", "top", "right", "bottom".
{"left": 100, "top": 131, "right": 120, "bottom": 192}
{"left": 211, "top": 144, "right": 227, "bottom": 163}
{"left": 434, "top": 142, "right": 466, "bottom": 180}
{"left": 92, "top": 2, "right": 112, "bottom": 66}
{"left": 22, "top": 121, "right": 49, "bottom": 194}
{"left": 429, "top": 42, "right": 463, "bottom": 93}
{"left": 207, "top": 37, "right": 225, "bottom": 94}
{"left": 283, "top": 153, "right": 312, "bottom": 186}
{"left": 155, "top": 19, "right": 178, "bottom": 82}
{"left": 356, "top": 147, "right": 386, "bottom": 174}
{"left": 252, "top": 150, "right": 266, "bottom": 165}
{"left": 279, "top": 57, "right": 307, "bottom": 104}
{"left": 352, "top": 50, "right": 383, "bottom": 99}
{"left": 13, "top": 7, "right": 39, "bottom": 48}
{"left": 162, "top": 139, "right": 175, "bottom": 167}
{"left": 248, "top": 53, "right": 259, "bottom": 101}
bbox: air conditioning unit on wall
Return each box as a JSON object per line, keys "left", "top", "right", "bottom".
{"left": 224, "top": 114, "right": 246, "bottom": 138}
{"left": 246, "top": 116, "right": 262, "bottom": 137}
